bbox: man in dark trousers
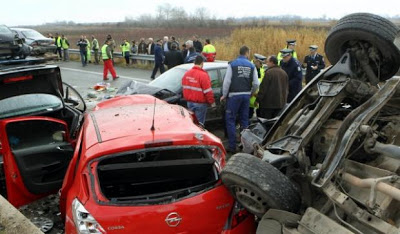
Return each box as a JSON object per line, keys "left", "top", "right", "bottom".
{"left": 221, "top": 46, "right": 259, "bottom": 153}
{"left": 303, "top": 45, "right": 325, "bottom": 84}
{"left": 256, "top": 56, "right": 289, "bottom": 119}
{"left": 164, "top": 43, "right": 183, "bottom": 70}
{"left": 280, "top": 48, "right": 303, "bottom": 103}
{"left": 182, "top": 55, "right": 215, "bottom": 125}
{"left": 54, "top": 33, "right": 62, "bottom": 60}
{"left": 76, "top": 35, "right": 88, "bottom": 67}
{"left": 150, "top": 39, "right": 165, "bottom": 79}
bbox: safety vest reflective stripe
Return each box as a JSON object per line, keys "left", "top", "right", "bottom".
{"left": 182, "top": 85, "right": 203, "bottom": 92}
{"left": 203, "top": 88, "right": 212, "bottom": 93}
{"left": 102, "top": 45, "right": 110, "bottom": 59}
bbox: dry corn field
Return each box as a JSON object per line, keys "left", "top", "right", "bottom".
{"left": 213, "top": 26, "right": 329, "bottom": 63}
{"left": 38, "top": 25, "right": 330, "bottom": 64}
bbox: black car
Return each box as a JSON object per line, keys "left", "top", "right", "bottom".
{"left": 0, "top": 25, "right": 31, "bottom": 59}
{"left": 117, "top": 62, "right": 228, "bottom": 122}
{"left": 12, "top": 28, "right": 56, "bottom": 55}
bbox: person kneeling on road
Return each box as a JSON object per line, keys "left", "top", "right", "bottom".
{"left": 182, "top": 55, "right": 216, "bottom": 125}
{"left": 102, "top": 39, "right": 119, "bottom": 81}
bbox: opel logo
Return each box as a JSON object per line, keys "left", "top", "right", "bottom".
{"left": 165, "top": 212, "right": 182, "bottom": 227}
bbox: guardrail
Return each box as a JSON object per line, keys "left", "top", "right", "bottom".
{"left": 69, "top": 49, "right": 154, "bottom": 61}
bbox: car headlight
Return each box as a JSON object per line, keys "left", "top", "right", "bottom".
{"left": 72, "top": 198, "right": 105, "bottom": 234}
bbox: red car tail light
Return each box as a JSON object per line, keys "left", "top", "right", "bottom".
{"left": 3, "top": 75, "right": 33, "bottom": 84}
{"left": 72, "top": 198, "right": 105, "bottom": 234}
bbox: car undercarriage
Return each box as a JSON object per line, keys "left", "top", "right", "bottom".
{"left": 222, "top": 13, "right": 400, "bottom": 234}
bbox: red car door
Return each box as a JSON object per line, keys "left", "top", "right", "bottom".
{"left": 0, "top": 116, "right": 74, "bottom": 207}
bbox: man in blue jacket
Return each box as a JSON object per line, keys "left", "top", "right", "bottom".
{"left": 150, "top": 39, "right": 165, "bottom": 79}
{"left": 280, "top": 48, "right": 303, "bottom": 103}
{"left": 221, "top": 46, "right": 259, "bottom": 153}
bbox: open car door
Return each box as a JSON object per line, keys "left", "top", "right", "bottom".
{"left": 0, "top": 116, "right": 74, "bottom": 207}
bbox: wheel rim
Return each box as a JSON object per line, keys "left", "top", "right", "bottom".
{"left": 232, "top": 185, "right": 269, "bottom": 215}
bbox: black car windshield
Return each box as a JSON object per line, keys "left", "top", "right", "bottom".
{"left": 0, "top": 26, "right": 12, "bottom": 34}
{"left": 21, "top": 30, "right": 45, "bottom": 39}
{"left": 0, "top": 94, "right": 62, "bottom": 119}
{"left": 149, "top": 68, "right": 186, "bottom": 93}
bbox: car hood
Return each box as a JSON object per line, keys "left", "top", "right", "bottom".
{"left": 0, "top": 64, "right": 63, "bottom": 100}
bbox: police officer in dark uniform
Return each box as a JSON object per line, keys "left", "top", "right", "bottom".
{"left": 303, "top": 45, "right": 325, "bottom": 84}
{"left": 280, "top": 48, "right": 303, "bottom": 103}
{"left": 221, "top": 46, "right": 259, "bottom": 153}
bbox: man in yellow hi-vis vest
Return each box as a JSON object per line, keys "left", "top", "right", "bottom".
{"left": 277, "top": 39, "right": 298, "bottom": 65}
{"left": 92, "top": 35, "right": 99, "bottom": 64}
{"left": 61, "top": 34, "right": 69, "bottom": 61}
{"left": 102, "top": 40, "right": 119, "bottom": 81}
{"left": 85, "top": 36, "right": 91, "bottom": 63}
{"left": 201, "top": 39, "right": 216, "bottom": 62}
{"left": 54, "top": 33, "right": 62, "bottom": 60}
{"left": 120, "top": 39, "right": 131, "bottom": 66}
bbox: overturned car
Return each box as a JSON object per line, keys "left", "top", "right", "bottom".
{"left": 222, "top": 13, "right": 400, "bottom": 233}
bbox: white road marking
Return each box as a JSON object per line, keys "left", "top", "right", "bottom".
{"left": 60, "top": 67, "right": 150, "bottom": 83}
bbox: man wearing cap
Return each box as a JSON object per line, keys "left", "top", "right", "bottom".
{"left": 303, "top": 45, "right": 325, "bottom": 84}
{"left": 221, "top": 46, "right": 260, "bottom": 153}
{"left": 249, "top": 53, "right": 266, "bottom": 118}
{"left": 277, "top": 39, "right": 298, "bottom": 65}
{"left": 256, "top": 55, "right": 288, "bottom": 119}
{"left": 280, "top": 48, "right": 303, "bottom": 103}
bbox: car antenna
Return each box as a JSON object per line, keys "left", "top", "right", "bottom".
{"left": 150, "top": 98, "right": 156, "bottom": 131}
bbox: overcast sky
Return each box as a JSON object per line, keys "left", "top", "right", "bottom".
{"left": 3, "top": 0, "right": 399, "bottom": 26}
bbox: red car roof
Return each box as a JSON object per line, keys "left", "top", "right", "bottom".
{"left": 82, "top": 95, "right": 223, "bottom": 161}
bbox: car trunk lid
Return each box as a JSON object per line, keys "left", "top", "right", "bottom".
{"left": 0, "top": 65, "right": 63, "bottom": 100}
{"left": 87, "top": 146, "right": 233, "bottom": 232}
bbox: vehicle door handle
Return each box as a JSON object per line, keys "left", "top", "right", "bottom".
{"left": 56, "top": 145, "right": 73, "bottom": 152}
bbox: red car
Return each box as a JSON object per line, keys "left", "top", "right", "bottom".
{"left": 0, "top": 63, "right": 85, "bottom": 207}
{"left": 60, "top": 95, "right": 255, "bottom": 234}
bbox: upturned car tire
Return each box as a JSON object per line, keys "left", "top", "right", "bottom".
{"left": 221, "top": 153, "right": 301, "bottom": 218}
{"left": 325, "top": 13, "right": 400, "bottom": 81}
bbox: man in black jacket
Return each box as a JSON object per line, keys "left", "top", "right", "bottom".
{"left": 280, "top": 49, "right": 303, "bottom": 103}
{"left": 303, "top": 45, "right": 325, "bottom": 84}
{"left": 193, "top": 35, "right": 203, "bottom": 53}
{"left": 164, "top": 44, "right": 184, "bottom": 70}
{"left": 150, "top": 39, "right": 165, "bottom": 79}
{"left": 76, "top": 35, "right": 88, "bottom": 67}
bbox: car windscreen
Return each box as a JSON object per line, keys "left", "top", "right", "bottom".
{"left": 0, "top": 26, "right": 12, "bottom": 34}
{"left": 149, "top": 68, "right": 186, "bottom": 93}
{"left": 21, "top": 30, "right": 45, "bottom": 39}
{"left": 0, "top": 94, "right": 62, "bottom": 119}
